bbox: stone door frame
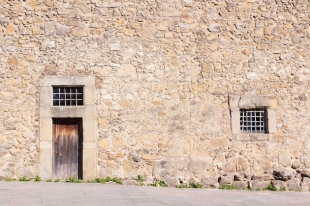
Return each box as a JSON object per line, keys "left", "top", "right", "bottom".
{"left": 39, "top": 76, "right": 97, "bottom": 180}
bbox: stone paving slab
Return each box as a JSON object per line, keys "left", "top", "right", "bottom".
{"left": 0, "top": 182, "right": 310, "bottom": 206}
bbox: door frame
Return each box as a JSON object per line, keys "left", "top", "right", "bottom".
{"left": 39, "top": 76, "right": 97, "bottom": 180}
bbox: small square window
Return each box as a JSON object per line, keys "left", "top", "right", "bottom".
{"left": 53, "top": 86, "right": 83, "bottom": 106}
{"left": 240, "top": 108, "right": 267, "bottom": 133}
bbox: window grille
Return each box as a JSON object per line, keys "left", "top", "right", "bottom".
{"left": 53, "top": 87, "right": 83, "bottom": 106}
{"left": 240, "top": 109, "right": 267, "bottom": 133}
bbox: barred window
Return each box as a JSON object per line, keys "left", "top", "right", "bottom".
{"left": 240, "top": 109, "right": 267, "bottom": 133}
{"left": 53, "top": 87, "right": 83, "bottom": 106}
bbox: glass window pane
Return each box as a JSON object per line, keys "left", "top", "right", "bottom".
{"left": 53, "top": 94, "right": 59, "bottom": 99}
{"left": 77, "top": 94, "right": 83, "bottom": 99}
{"left": 53, "top": 100, "right": 59, "bottom": 106}
{"left": 77, "top": 100, "right": 83, "bottom": 105}
{"left": 77, "top": 87, "right": 83, "bottom": 93}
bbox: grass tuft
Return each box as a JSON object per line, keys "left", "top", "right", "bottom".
{"left": 5, "top": 177, "right": 13, "bottom": 182}
{"left": 19, "top": 176, "right": 29, "bottom": 182}
{"left": 267, "top": 183, "right": 277, "bottom": 191}
{"left": 189, "top": 182, "right": 203, "bottom": 188}
{"left": 53, "top": 178, "right": 60, "bottom": 182}
{"left": 86, "top": 177, "right": 122, "bottom": 184}
{"left": 137, "top": 174, "right": 145, "bottom": 182}
{"left": 176, "top": 184, "right": 189, "bottom": 188}
{"left": 176, "top": 182, "right": 203, "bottom": 189}
{"left": 34, "top": 176, "right": 41, "bottom": 182}
{"left": 149, "top": 180, "right": 168, "bottom": 187}
{"left": 65, "top": 177, "right": 82, "bottom": 183}
{"left": 219, "top": 184, "right": 235, "bottom": 190}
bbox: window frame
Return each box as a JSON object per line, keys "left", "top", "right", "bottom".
{"left": 52, "top": 86, "right": 84, "bottom": 106}
{"left": 229, "top": 95, "right": 277, "bottom": 141}
{"left": 240, "top": 108, "right": 267, "bottom": 134}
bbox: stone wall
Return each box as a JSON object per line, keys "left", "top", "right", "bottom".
{"left": 0, "top": 0, "right": 310, "bottom": 189}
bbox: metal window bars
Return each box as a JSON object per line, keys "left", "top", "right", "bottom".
{"left": 53, "top": 87, "right": 83, "bottom": 106}
{"left": 240, "top": 109, "right": 267, "bottom": 133}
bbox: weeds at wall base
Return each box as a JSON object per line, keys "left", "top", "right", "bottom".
{"left": 34, "top": 176, "right": 41, "bottom": 182}
{"left": 176, "top": 182, "right": 203, "bottom": 189}
{"left": 135, "top": 174, "right": 145, "bottom": 186}
{"left": 267, "top": 184, "right": 277, "bottom": 191}
{"left": 3, "top": 176, "right": 308, "bottom": 193}
{"left": 65, "top": 177, "right": 82, "bottom": 183}
{"left": 219, "top": 184, "right": 235, "bottom": 190}
{"left": 149, "top": 180, "right": 168, "bottom": 187}
{"left": 5, "top": 177, "right": 14, "bottom": 182}
{"left": 85, "top": 177, "right": 122, "bottom": 184}
{"left": 136, "top": 174, "right": 145, "bottom": 182}
{"left": 19, "top": 176, "right": 29, "bottom": 182}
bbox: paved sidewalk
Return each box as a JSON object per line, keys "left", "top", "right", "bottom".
{"left": 0, "top": 182, "right": 310, "bottom": 206}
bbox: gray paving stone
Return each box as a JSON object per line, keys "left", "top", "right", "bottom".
{"left": 0, "top": 182, "right": 310, "bottom": 206}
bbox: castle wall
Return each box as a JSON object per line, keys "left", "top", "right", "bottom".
{"left": 0, "top": 0, "right": 310, "bottom": 189}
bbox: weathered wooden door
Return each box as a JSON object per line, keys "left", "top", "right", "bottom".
{"left": 53, "top": 118, "right": 83, "bottom": 179}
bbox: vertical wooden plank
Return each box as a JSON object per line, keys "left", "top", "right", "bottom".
{"left": 60, "top": 124, "right": 65, "bottom": 180}
{"left": 68, "top": 124, "right": 72, "bottom": 178}
{"left": 57, "top": 121, "right": 60, "bottom": 179}
{"left": 52, "top": 121, "right": 55, "bottom": 178}
{"left": 52, "top": 121, "right": 57, "bottom": 179}
{"left": 68, "top": 126, "right": 72, "bottom": 178}
{"left": 66, "top": 125, "right": 71, "bottom": 178}
{"left": 53, "top": 118, "right": 81, "bottom": 180}
{"left": 57, "top": 130, "right": 61, "bottom": 179}
{"left": 53, "top": 119, "right": 61, "bottom": 180}
{"left": 59, "top": 126, "right": 64, "bottom": 180}
{"left": 70, "top": 124, "right": 78, "bottom": 178}
{"left": 62, "top": 125, "right": 68, "bottom": 179}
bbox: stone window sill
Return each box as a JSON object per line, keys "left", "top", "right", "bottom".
{"left": 235, "top": 133, "right": 272, "bottom": 141}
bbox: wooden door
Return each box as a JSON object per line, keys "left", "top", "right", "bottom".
{"left": 53, "top": 118, "right": 83, "bottom": 180}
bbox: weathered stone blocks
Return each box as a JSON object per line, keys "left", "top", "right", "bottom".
{"left": 0, "top": 0, "right": 309, "bottom": 187}
{"left": 273, "top": 168, "right": 293, "bottom": 181}
{"left": 232, "top": 181, "right": 248, "bottom": 190}
{"left": 202, "top": 176, "right": 220, "bottom": 188}
{"left": 188, "top": 153, "right": 211, "bottom": 174}
{"left": 287, "top": 178, "right": 301, "bottom": 191}
{"left": 249, "top": 180, "right": 270, "bottom": 191}
{"left": 224, "top": 157, "right": 249, "bottom": 172}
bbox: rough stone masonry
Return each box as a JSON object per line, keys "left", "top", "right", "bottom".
{"left": 0, "top": 0, "right": 310, "bottom": 190}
